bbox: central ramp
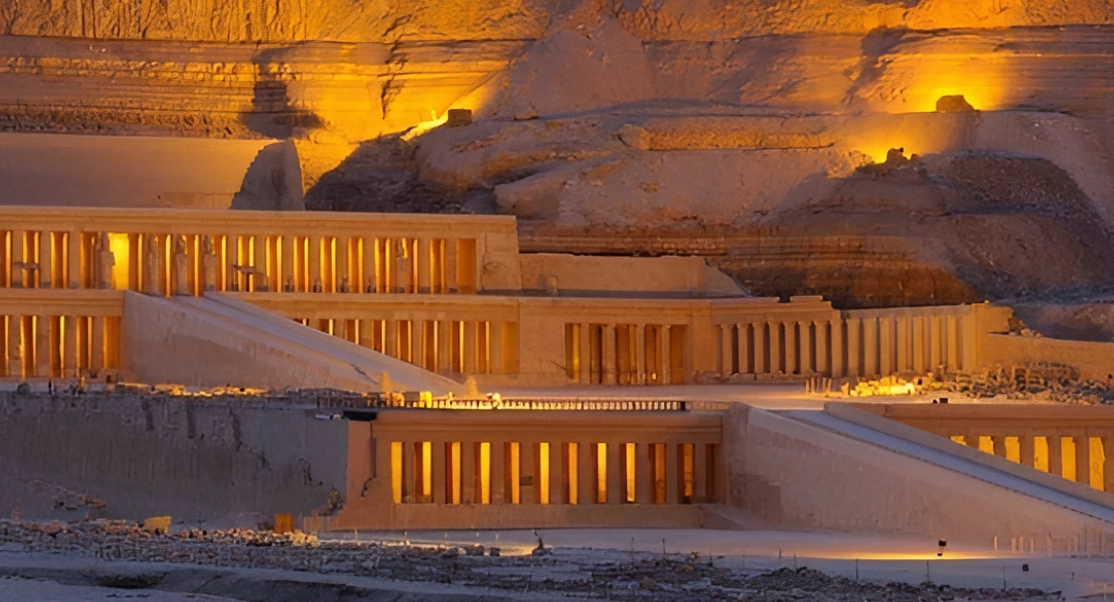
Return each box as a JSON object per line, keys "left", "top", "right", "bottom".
{"left": 122, "top": 291, "right": 465, "bottom": 395}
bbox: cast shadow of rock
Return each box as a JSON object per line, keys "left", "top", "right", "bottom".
{"left": 243, "top": 47, "right": 325, "bottom": 139}
{"left": 230, "top": 140, "right": 305, "bottom": 210}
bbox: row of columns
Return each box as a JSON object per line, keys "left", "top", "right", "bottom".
{"left": 2, "top": 230, "right": 481, "bottom": 296}
{"left": 952, "top": 432, "right": 1114, "bottom": 493}
{"left": 310, "top": 317, "right": 511, "bottom": 376}
{"left": 718, "top": 313, "right": 976, "bottom": 379}
{"left": 387, "top": 437, "right": 721, "bottom": 506}
{"left": 1, "top": 314, "right": 117, "bottom": 379}
{"left": 573, "top": 323, "right": 684, "bottom": 385}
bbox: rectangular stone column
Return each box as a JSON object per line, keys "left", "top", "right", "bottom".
{"left": 579, "top": 323, "right": 591, "bottom": 384}
{"left": 385, "top": 320, "right": 399, "bottom": 359}
{"left": 1019, "top": 436, "right": 1035, "bottom": 468}
{"left": 738, "top": 324, "right": 751, "bottom": 374}
{"left": 815, "top": 321, "right": 828, "bottom": 375}
{"left": 635, "top": 324, "right": 647, "bottom": 384}
{"left": 444, "top": 239, "right": 458, "bottom": 293}
{"left": 63, "top": 316, "right": 78, "bottom": 378}
{"left": 578, "top": 441, "right": 595, "bottom": 504}
{"left": 547, "top": 443, "right": 562, "bottom": 505}
{"left": 1102, "top": 435, "right": 1114, "bottom": 494}
{"left": 1049, "top": 435, "right": 1063, "bottom": 477}
{"left": 606, "top": 442, "right": 622, "bottom": 504}
{"left": 412, "top": 320, "right": 426, "bottom": 370}
{"left": 946, "top": 315, "right": 959, "bottom": 371}
{"left": 720, "top": 324, "right": 734, "bottom": 376}
{"left": 280, "top": 236, "right": 296, "bottom": 292}
{"left": 35, "top": 315, "right": 50, "bottom": 378}
{"left": 308, "top": 235, "right": 322, "bottom": 291}
{"left": 929, "top": 315, "right": 943, "bottom": 370}
{"left": 602, "top": 324, "right": 617, "bottom": 384}
{"left": 665, "top": 443, "right": 679, "bottom": 504}
{"left": 401, "top": 439, "right": 415, "bottom": 503}
{"left": 863, "top": 318, "right": 878, "bottom": 377}
{"left": 1076, "top": 435, "right": 1092, "bottom": 487}
{"left": 418, "top": 238, "right": 431, "bottom": 294}
{"left": 636, "top": 443, "right": 652, "bottom": 504}
{"left": 879, "top": 317, "right": 893, "bottom": 376}
{"left": 432, "top": 440, "right": 447, "bottom": 504}
{"left": 520, "top": 440, "right": 536, "bottom": 504}
{"left": 7, "top": 316, "right": 22, "bottom": 378}
{"left": 896, "top": 316, "right": 909, "bottom": 373}
{"left": 335, "top": 237, "right": 350, "bottom": 293}
{"left": 784, "top": 322, "right": 797, "bottom": 375}
{"left": 912, "top": 317, "right": 926, "bottom": 373}
{"left": 799, "top": 321, "right": 813, "bottom": 374}
{"left": 753, "top": 324, "right": 766, "bottom": 374}
{"left": 489, "top": 440, "right": 505, "bottom": 504}
{"left": 10, "top": 230, "right": 23, "bottom": 287}
{"left": 438, "top": 320, "right": 453, "bottom": 372}
{"left": 991, "top": 435, "right": 1008, "bottom": 459}
{"left": 38, "top": 232, "right": 51, "bottom": 289}
{"left": 67, "top": 230, "right": 82, "bottom": 289}
{"left": 253, "top": 235, "right": 267, "bottom": 292}
{"left": 463, "top": 321, "right": 478, "bottom": 375}
{"left": 90, "top": 316, "right": 104, "bottom": 371}
{"left": 830, "top": 320, "right": 845, "bottom": 377}
{"left": 768, "top": 321, "right": 781, "bottom": 374}
{"left": 489, "top": 322, "right": 504, "bottom": 375}
{"left": 961, "top": 314, "right": 978, "bottom": 371}
{"left": 661, "top": 326, "right": 672, "bottom": 385}
{"left": 461, "top": 440, "right": 477, "bottom": 503}
{"left": 846, "top": 318, "right": 861, "bottom": 377}
{"left": 693, "top": 443, "right": 708, "bottom": 503}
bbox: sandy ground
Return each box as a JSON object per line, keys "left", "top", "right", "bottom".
{"left": 0, "top": 575, "right": 238, "bottom": 601}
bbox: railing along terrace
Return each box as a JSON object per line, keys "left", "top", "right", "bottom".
{"left": 0, "top": 207, "right": 517, "bottom": 296}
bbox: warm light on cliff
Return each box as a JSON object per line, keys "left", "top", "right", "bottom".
{"left": 902, "top": 57, "right": 1008, "bottom": 113}
{"left": 108, "top": 233, "right": 130, "bottom": 290}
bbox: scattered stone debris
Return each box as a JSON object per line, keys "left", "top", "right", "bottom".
{"left": 944, "top": 363, "right": 1114, "bottom": 405}
{"left": 0, "top": 520, "right": 1060, "bottom": 601}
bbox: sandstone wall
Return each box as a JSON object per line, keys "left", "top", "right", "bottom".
{"left": 0, "top": 392, "right": 347, "bottom": 526}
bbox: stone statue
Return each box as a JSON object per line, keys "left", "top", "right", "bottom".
{"left": 395, "top": 239, "right": 410, "bottom": 293}
{"left": 95, "top": 233, "right": 115, "bottom": 290}
{"left": 284, "top": 275, "right": 295, "bottom": 292}
{"left": 312, "top": 276, "right": 323, "bottom": 292}
{"left": 173, "top": 235, "right": 189, "bottom": 295}
{"left": 143, "top": 234, "right": 160, "bottom": 294}
{"left": 201, "top": 236, "right": 217, "bottom": 291}
{"left": 339, "top": 276, "right": 351, "bottom": 293}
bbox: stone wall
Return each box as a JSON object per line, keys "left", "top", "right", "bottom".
{"left": 0, "top": 392, "right": 346, "bottom": 527}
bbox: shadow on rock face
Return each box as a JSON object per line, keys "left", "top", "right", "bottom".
{"left": 243, "top": 47, "right": 325, "bottom": 140}
{"left": 304, "top": 135, "right": 495, "bottom": 214}
{"left": 230, "top": 140, "right": 305, "bottom": 210}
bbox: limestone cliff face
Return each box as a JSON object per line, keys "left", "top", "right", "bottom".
{"left": 1, "top": 0, "right": 1110, "bottom": 43}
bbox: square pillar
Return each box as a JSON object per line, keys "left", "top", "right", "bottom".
{"left": 1076, "top": 435, "right": 1092, "bottom": 487}
{"left": 437, "top": 320, "right": 452, "bottom": 373}
{"left": 579, "top": 323, "right": 591, "bottom": 384}
{"left": 961, "top": 313, "right": 978, "bottom": 371}
{"left": 946, "top": 315, "right": 960, "bottom": 371}
{"left": 720, "top": 324, "right": 734, "bottom": 376}
{"left": 737, "top": 324, "right": 751, "bottom": 374}
{"left": 636, "top": 443, "right": 652, "bottom": 504}
{"left": 385, "top": 320, "right": 399, "bottom": 358}
{"left": 489, "top": 440, "right": 505, "bottom": 504}
{"left": 814, "top": 321, "right": 828, "bottom": 375}
{"left": 253, "top": 235, "right": 267, "bottom": 292}
{"left": 432, "top": 440, "right": 447, "bottom": 504}
{"left": 929, "top": 315, "right": 943, "bottom": 370}
{"left": 913, "top": 317, "right": 926, "bottom": 373}
{"left": 578, "top": 441, "right": 595, "bottom": 504}
{"left": 768, "top": 321, "right": 781, "bottom": 374}
{"left": 308, "top": 235, "right": 322, "bottom": 291}
{"left": 63, "top": 316, "right": 78, "bottom": 378}
{"left": 607, "top": 442, "right": 622, "bottom": 504}
{"left": 863, "top": 318, "right": 878, "bottom": 377}
{"left": 1049, "top": 435, "right": 1063, "bottom": 477}
{"left": 799, "top": 321, "right": 813, "bottom": 374}
{"left": 753, "top": 324, "right": 766, "bottom": 374}
{"left": 444, "top": 239, "right": 458, "bottom": 293}
{"left": 412, "top": 320, "right": 426, "bottom": 370}
{"left": 1019, "top": 436, "right": 1035, "bottom": 468}
{"left": 417, "top": 238, "right": 431, "bottom": 294}
{"left": 991, "top": 435, "right": 1008, "bottom": 459}
{"left": 520, "top": 440, "right": 536, "bottom": 504}
{"left": 463, "top": 321, "right": 478, "bottom": 375}
{"left": 661, "top": 326, "right": 672, "bottom": 385}
{"left": 10, "top": 230, "right": 24, "bottom": 288}
{"left": 693, "top": 443, "right": 709, "bottom": 503}
{"left": 35, "top": 315, "right": 50, "bottom": 378}
{"left": 6, "top": 316, "right": 22, "bottom": 378}
{"left": 846, "top": 318, "right": 861, "bottom": 378}
{"left": 665, "top": 443, "right": 679, "bottom": 504}
{"left": 635, "top": 324, "right": 647, "bottom": 384}
{"left": 489, "top": 322, "right": 504, "bottom": 375}
{"left": 879, "top": 317, "right": 893, "bottom": 376}
{"left": 90, "top": 316, "right": 105, "bottom": 371}
{"left": 401, "top": 439, "right": 415, "bottom": 503}
{"left": 281, "top": 235, "right": 296, "bottom": 292}
{"left": 830, "top": 319, "right": 844, "bottom": 377}
{"left": 784, "top": 321, "right": 797, "bottom": 375}
{"left": 1102, "top": 435, "right": 1114, "bottom": 494}
{"left": 67, "top": 230, "right": 82, "bottom": 289}
{"left": 602, "top": 324, "right": 617, "bottom": 384}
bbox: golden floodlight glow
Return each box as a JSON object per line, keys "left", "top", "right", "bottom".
{"left": 901, "top": 56, "right": 1009, "bottom": 113}
{"left": 107, "top": 233, "right": 130, "bottom": 290}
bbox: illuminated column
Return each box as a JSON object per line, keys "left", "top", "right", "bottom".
{"left": 10, "top": 230, "right": 23, "bottom": 287}
{"left": 578, "top": 440, "right": 595, "bottom": 504}
{"left": 879, "top": 317, "right": 893, "bottom": 376}
{"left": 38, "top": 232, "right": 52, "bottom": 288}
{"left": 602, "top": 324, "right": 617, "bottom": 384}
{"left": 634, "top": 324, "right": 647, "bottom": 384}
{"left": 1019, "top": 436, "right": 1035, "bottom": 468}
{"left": 489, "top": 322, "right": 505, "bottom": 375}
{"left": 385, "top": 320, "right": 399, "bottom": 358}
{"left": 547, "top": 442, "right": 563, "bottom": 504}
{"left": 737, "top": 324, "right": 751, "bottom": 374}
{"left": 961, "top": 313, "right": 978, "bottom": 372}
{"left": 35, "top": 315, "right": 50, "bottom": 378}
{"left": 432, "top": 439, "right": 447, "bottom": 504}
{"left": 863, "top": 317, "right": 877, "bottom": 377}
{"left": 661, "top": 326, "right": 672, "bottom": 385}
{"left": 460, "top": 439, "right": 476, "bottom": 503}
{"left": 463, "top": 321, "right": 478, "bottom": 375}
{"left": 1048, "top": 435, "right": 1063, "bottom": 477}
{"left": 7, "top": 316, "right": 22, "bottom": 378}
{"left": 282, "top": 235, "right": 296, "bottom": 292}
{"left": 490, "top": 440, "right": 506, "bottom": 504}
{"left": 719, "top": 324, "right": 733, "bottom": 376}
{"left": 67, "top": 230, "right": 81, "bottom": 289}
{"left": 896, "top": 316, "right": 909, "bottom": 373}
{"left": 768, "top": 321, "right": 781, "bottom": 374}
{"left": 799, "top": 321, "right": 813, "bottom": 374}
{"left": 1076, "top": 435, "right": 1091, "bottom": 487}
{"left": 417, "top": 238, "right": 431, "bottom": 294}
{"left": 929, "top": 315, "right": 943, "bottom": 371}
{"left": 63, "top": 316, "right": 78, "bottom": 378}
{"left": 946, "top": 315, "right": 959, "bottom": 371}
{"left": 830, "top": 319, "right": 844, "bottom": 377}
{"left": 991, "top": 435, "right": 1008, "bottom": 459}
{"left": 444, "top": 240, "right": 458, "bottom": 293}
{"left": 912, "top": 317, "right": 926, "bottom": 373}
{"left": 606, "top": 442, "right": 622, "bottom": 505}
{"left": 1102, "top": 435, "right": 1114, "bottom": 493}
{"left": 693, "top": 443, "right": 708, "bottom": 503}
{"left": 579, "top": 323, "right": 591, "bottom": 384}
{"left": 401, "top": 439, "right": 415, "bottom": 503}
{"left": 846, "top": 318, "right": 861, "bottom": 377}
{"left": 753, "top": 324, "right": 766, "bottom": 374}
{"left": 253, "top": 235, "right": 267, "bottom": 291}
{"left": 91, "top": 316, "right": 105, "bottom": 371}
{"left": 784, "top": 322, "right": 797, "bottom": 375}
{"left": 358, "top": 319, "right": 374, "bottom": 350}
{"left": 636, "top": 443, "right": 652, "bottom": 503}
{"left": 308, "top": 235, "right": 322, "bottom": 291}
{"left": 412, "top": 320, "right": 425, "bottom": 369}
{"left": 665, "top": 443, "right": 679, "bottom": 504}
{"left": 335, "top": 237, "right": 349, "bottom": 293}
{"left": 815, "top": 321, "right": 828, "bottom": 375}
{"left": 225, "top": 234, "right": 240, "bottom": 291}
{"left": 437, "top": 320, "right": 452, "bottom": 373}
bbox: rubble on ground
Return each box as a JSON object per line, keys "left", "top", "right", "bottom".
{"left": 945, "top": 363, "right": 1114, "bottom": 405}
{"left": 0, "top": 520, "right": 1060, "bottom": 601}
